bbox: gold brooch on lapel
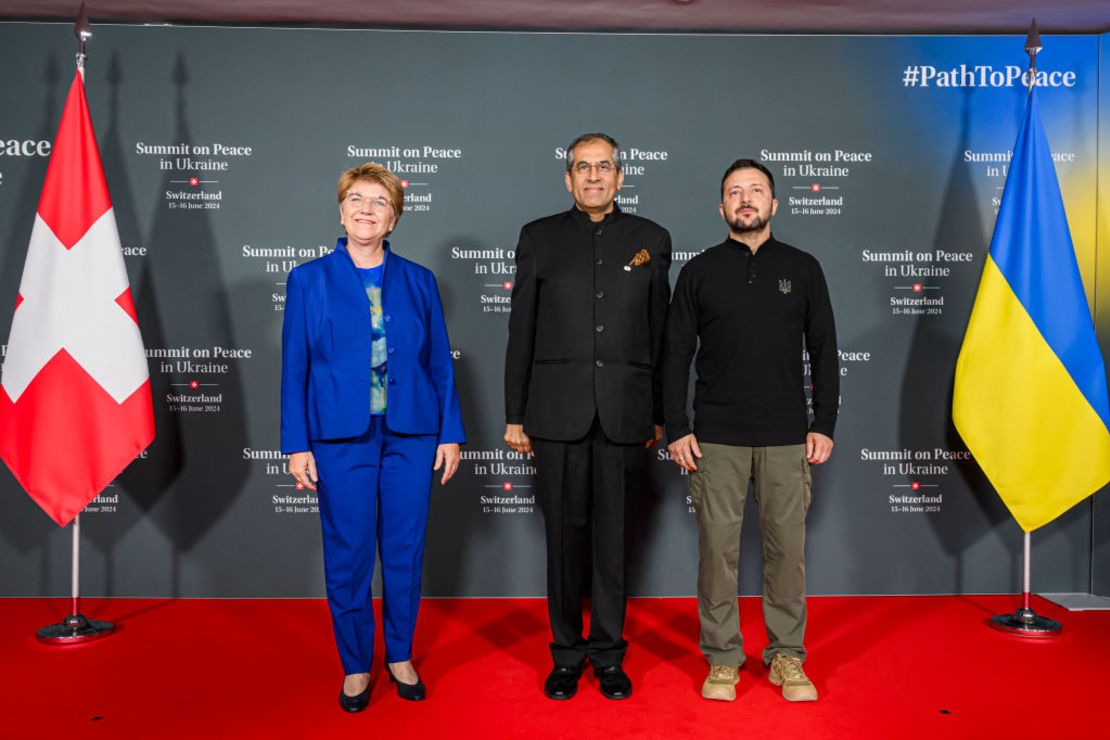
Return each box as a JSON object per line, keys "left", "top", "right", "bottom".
{"left": 624, "top": 249, "right": 651, "bottom": 271}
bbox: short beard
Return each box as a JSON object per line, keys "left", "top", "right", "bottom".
{"left": 729, "top": 214, "right": 768, "bottom": 233}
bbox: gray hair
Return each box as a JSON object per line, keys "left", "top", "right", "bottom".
{"left": 565, "top": 132, "right": 622, "bottom": 172}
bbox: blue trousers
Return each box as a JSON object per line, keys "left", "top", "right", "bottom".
{"left": 312, "top": 415, "right": 438, "bottom": 675}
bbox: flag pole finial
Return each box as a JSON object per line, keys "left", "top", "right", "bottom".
{"left": 74, "top": 2, "right": 92, "bottom": 72}
{"left": 1024, "top": 18, "right": 1042, "bottom": 93}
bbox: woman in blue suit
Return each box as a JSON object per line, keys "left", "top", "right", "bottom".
{"left": 281, "top": 162, "right": 465, "bottom": 712}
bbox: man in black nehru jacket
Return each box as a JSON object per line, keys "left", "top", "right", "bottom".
{"left": 662, "top": 158, "right": 838, "bottom": 704}
{"left": 504, "top": 132, "right": 672, "bottom": 701}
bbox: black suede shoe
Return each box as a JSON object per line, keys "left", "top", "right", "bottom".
{"left": 544, "top": 663, "right": 584, "bottom": 700}
{"left": 338, "top": 682, "right": 370, "bottom": 713}
{"left": 385, "top": 660, "right": 427, "bottom": 701}
{"left": 596, "top": 665, "right": 632, "bottom": 700}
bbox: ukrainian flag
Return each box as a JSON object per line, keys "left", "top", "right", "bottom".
{"left": 953, "top": 88, "right": 1110, "bottom": 532}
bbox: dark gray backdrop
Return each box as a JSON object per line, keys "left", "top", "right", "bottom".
{"left": 0, "top": 23, "right": 1106, "bottom": 597}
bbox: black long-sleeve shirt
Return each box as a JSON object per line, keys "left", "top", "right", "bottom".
{"left": 662, "top": 234, "right": 839, "bottom": 446}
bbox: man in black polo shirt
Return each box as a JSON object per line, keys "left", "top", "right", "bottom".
{"left": 504, "top": 132, "right": 672, "bottom": 700}
{"left": 662, "top": 158, "right": 838, "bottom": 703}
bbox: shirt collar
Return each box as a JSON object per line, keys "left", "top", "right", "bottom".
{"left": 725, "top": 233, "right": 776, "bottom": 256}
{"left": 569, "top": 202, "right": 622, "bottom": 226}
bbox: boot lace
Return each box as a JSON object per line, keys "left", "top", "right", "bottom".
{"left": 774, "top": 655, "right": 807, "bottom": 683}
{"left": 709, "top": 665, "right": 736, "bottom": 682}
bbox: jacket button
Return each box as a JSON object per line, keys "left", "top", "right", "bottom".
{"left": 595, "top": 360, "right": 604, "bottom": 368}
{"left": 384, "top": 315, "right": 391, "bottom": 322}
{"left": 595, "top": 228, "right": 603, "bottom": 236}
{"left": 595, "top": 325, "right": 605, "bottom": 333}
{"left": 388, "top": 347, "right": 395, "bottom": 355}
{"left": 596, "top": 258, "right": 603, "bottom": 266}
{"left": 388, "top": 378, "right": 396, "bottom": 385}
{"left": 595, "top": 291, "right": 605, "bottom": 299}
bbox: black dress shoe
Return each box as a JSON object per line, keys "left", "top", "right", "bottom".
{"left": 544, "top": 663, "right": 584, "bottom": 700}
{"left": 596, "top": 665, "right": 632, "bottom": 700}
{"left": 338, "top": 682, "right": 370, "bottom": 713}
{"left": 385, "top": 659, "right": 426, "bottom": 701}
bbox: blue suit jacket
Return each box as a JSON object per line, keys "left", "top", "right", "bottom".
{"left": 280, "top": 239, "right": 466, "bottom": 453}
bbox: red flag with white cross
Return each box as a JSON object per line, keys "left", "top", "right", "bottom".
{"left": 0, "top": 71, "right": 154, "bottom": 526}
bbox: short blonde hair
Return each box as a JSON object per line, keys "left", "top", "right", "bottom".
{"left": 337, "top": 162, "right": 404, "bottom": 224}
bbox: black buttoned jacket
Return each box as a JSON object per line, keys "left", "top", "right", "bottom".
{"left": 505, "top": 205, "right": 672, "bottom": 444}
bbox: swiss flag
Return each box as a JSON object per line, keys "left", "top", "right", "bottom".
{"left": 0, "top": 71, "right": 154, "bottom": 526}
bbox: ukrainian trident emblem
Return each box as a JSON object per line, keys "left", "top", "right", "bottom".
{"left": 778, "top": 278, "right": 792, "bottom": 295}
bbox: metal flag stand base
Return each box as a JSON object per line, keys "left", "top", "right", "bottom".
{"left": 990, "top": 609, "right": 1062, "bottom": 637}
{"left": 989, "top": 531, "right": 1061, "bottom": 638}
{"left": 36, "top": 514, "right": 114, "bottom": 645}
{"left": 36, "top": 614, "right": 114, "bottom": 644}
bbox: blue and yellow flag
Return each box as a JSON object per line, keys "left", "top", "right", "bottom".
{"left": 953, "top": 88, "right": 1110, "bottom": 532}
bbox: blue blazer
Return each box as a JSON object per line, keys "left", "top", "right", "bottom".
{"left": 280, "top": 239, "right": 466, "bottom": 453}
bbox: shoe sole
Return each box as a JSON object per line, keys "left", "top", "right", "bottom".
{"left": 777, "top": 683, "right": 818, "bottom": 702}
{"left": 781, "top": 692, "right": 818, "bottom": 702}
{"left": 701, "top": 686, "right": 736, "bottom": 702}
{"left": 768, "top": 671, "right": 817, "bottom": 702}
{"left": 544, "top": 688, "right": 576, "bottom": 700}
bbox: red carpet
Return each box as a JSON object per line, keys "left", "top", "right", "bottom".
{"left": 0, "top": 595, "right": 1105, "bottom": 738}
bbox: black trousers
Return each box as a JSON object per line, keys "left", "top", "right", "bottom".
{"left": 532, "top": 417, "right": 642, "bottom": 668}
